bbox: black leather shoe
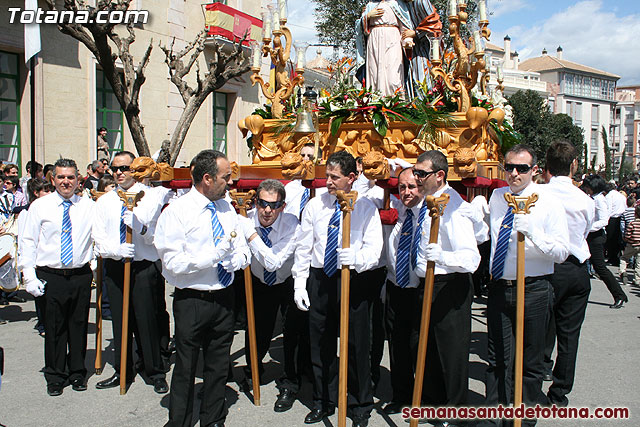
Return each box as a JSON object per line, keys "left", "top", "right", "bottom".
{"left": 304, "top": 408, "right": 335, "bottom": 424}
{"left": 543, "top": 372, "right": 553, "bottom": 381}
{"left": 274, "top": 388, "right": 296, "bottom": 412}
{"left": 153, "top": 378, "right": 169, "bottom": 394}
{"left": 47, "top": 383, "right": 64, "bottom": 396}
{"left": 95, "top": 373, "right": 133, "bottom": 389}
{"left": 209, "top": 423, "right": 225, "bottom": 427}
{"left": 610, "top": 299, "right": 625, "bottom": 309}
{"left": 71, "top": 378, "right": 87, "bottom": 391}
{"left": 352, "top": 417, "right": 369, "bottom": 427}
{"left": 383, "top": 402, "right": 405, "bottom": 415}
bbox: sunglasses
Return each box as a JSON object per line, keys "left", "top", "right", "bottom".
{"left": 301, "top": 153, "right": 315, "bottom": 159}
{"left": 256, "top": 198, "right": 285, "bottom": 210}
{"left": 501, "top": 163, "right": 533, "bottom": 174}
{"left": 111, "top": 165, "right": 131, "bottom": 173}
{"left": 413, "top": 168, "right": 439, "bottom": 179}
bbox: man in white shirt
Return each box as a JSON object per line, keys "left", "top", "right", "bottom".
{"left": 479, "top": 145, "right": 569, "bottom": 427}
{"left": 542, "top": 141, "right": 594, "bottom": 407}
{"left": 292, "top": 150, "right": 383, "bottom": 427}
{"left": 412, "top": 151, "right": 480, "bottom": 417}
{"left": 155, "top": 150, "right": 250, "bottom": 427}
{"left": 20, "top": 159, "right": 95, "bottom": 396}
{"left": 92, "top": 151, "right": 169, "bottom": 394}
{"left": 238, "top": 179, "right": 303, "bottom": 412}
{"left": 283, "top": 143, "right": 326, "bottom": 220}
{"left": 605, "top": 184, "right": 627, "bottom": 266}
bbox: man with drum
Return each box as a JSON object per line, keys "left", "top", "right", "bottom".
{"left": 20, "top": 159, "right": 95, "bottom": 396}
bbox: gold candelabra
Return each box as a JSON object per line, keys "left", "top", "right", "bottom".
{"left": 250, "top": 3, "right": 305, "bottom": 119}
{"left": 429, "top": 2, "right": 492, "bottom": 112}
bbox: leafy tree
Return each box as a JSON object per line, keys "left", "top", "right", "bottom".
{"left": 508, "top": 89, "right": 584, "bottom": 168}
{"left": 601, "top": 126, "right": 612, "bottom": 181}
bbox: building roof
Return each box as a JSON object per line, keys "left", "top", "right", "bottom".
{"left": 486, "top": 42, "right": 504, "bottom": 53}
{"left": 306, "top": 49, "right": 331, "bottom": 71}
{"left": 519, "top": 55, "right": 620, "bottom": 80}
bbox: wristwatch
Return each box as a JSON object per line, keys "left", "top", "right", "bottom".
{"left": 140, "top": 225, "right": 148, "bottom": 235}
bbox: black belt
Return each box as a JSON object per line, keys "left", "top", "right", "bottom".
{"left": 175, "top": 286, "right": 226, "bottom": 300}
{"left": 588, "top": 229, "right": 605, "bottom": 238}
{"left": 37, "top": 264, "right": 91, "bottom": 277}
{"left": 564, "top": 255, "right": 584, "bottom": 266}
{"left": 494, "top": 274, "right": 552, "bottom": 287}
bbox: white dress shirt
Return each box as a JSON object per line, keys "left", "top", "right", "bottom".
{"left": 386, "top": 199, "right": 424, "bottom": 288}
{"left": 353, "top": 176, "right": 388, "bottom": 269}
{"left": 92, "top": 183, "right": 170, "bottom": 262}
{"left": 544, "top": 176, "right": 594, "bottom": 263}
{"left": 19, "top": 192, "right": 95, "bottom": 276}
{"left": 415, "top": 185, "right": 481, "bottom": 277}
{"left": 489, "top": 183, "right": 570, "bottom": 280}
{"left": 284, "top": 179, "right": 327, "bottom": 218}
{"left": 154, "top": 187, "right": 250, "bottom": 291}
{"left": 292, "top": 191, "right": 383, "bottom": 283}
{"left": 590, "top": 192, "right": 609, "bottom": 232}
{"left": 246, "top": 209, "right": 300, "bottom": 285}
{"left": 606, "top": 189, "right": 627, "bottom": 218}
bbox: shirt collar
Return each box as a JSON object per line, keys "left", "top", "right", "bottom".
{"left": 190, "top": 186, "right": 217, "bottom": 211}
{"left": 549, "top": 176, "right": 573, "bottom": 185}
{"left": 55, "top": 191, "right": 79, "bottom": 206}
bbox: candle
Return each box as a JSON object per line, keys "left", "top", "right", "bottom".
{"left": 473, "top": 30, "right": 483, "bottom": 52}
{"left": 497, "top": 63, "right": 504, "bottom": 80}
{"left": 261, "top": 11, "right": 271, "bottom": 40}
{"left": 430, "top": 38, "right": 440, "bottom": 61}
{"left": 294, "top": 42, "right": 308, "bottom": 69}
{"left": 449, "top": 0, "right": 457, "bottom": 15}
{"left": 250, "top": 41, "right": 261, "bottom": 68}
{"left": 278, "top": 0, "right": 287, "bottom": 22}
{"left": 272, "top": 9, "right": 280, "bottom": 31}
{"left": 478, "top": 0, "right": 487, "bottom": 21}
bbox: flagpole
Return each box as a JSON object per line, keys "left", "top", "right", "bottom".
{"left": 30, "top": 55, "right": 36, "bottom": 168}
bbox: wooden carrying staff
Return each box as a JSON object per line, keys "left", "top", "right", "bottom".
{"left": 504, "top": 193, "right": 538, "bottom": 427}
{"left": 336, "top": 190, "right": 358, "bottom": 427}
{"left": 410, "top": 193, "right": 450, "bottom": 427}
{"left": 117, "top": 190, "right": 145, "bottom": 395}
{"left": 90, "top": 189, "right": 106, "bottom": 375}
{"left": 229, "top": 189, "right": 261, "bottom": 406}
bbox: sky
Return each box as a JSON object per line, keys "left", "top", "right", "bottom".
{"left": 285, "top": 0, "right": 640, "bottom": 85}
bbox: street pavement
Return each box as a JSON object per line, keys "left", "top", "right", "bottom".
{"left": 0, "top": 268, "right": 638, "bottom": 427}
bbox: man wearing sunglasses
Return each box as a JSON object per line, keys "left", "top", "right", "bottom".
{"left": 237, "top": 179, "right": 307, "bottom": 413}
{"left": 92, "top": 151, "right": 169, "bottom": 394}
{"left": 292, "top": 150, "right": 382, "bottom": 427}
{"left": 479, "top": 144, "right": 569, "bottom": 427}
{"left": 408, "top": 151, "right": 480, "bottom": 425}
{"left": 284, "top": 143, "right": 326, "bottom": 220}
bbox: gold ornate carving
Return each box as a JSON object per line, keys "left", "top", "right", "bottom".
{"left": 229, "top": 189, "right": 256, "bottom": 213}
{"left": 453, "top": 147, "right": 477, "bottom": 178}
{"left": 117, "top": 190, "right": 145, "bottom": 211}
{"left": 281, "top": 151, "right": 314, "bottom": 180}
{"left": 131, "top": 157, "right": 173, "bottom": 182}
{"left": 425, "top": 193, "right": 450, "bottom": 219}
{"left": 362, "top": 151, "right": 390, "bottom": 180}
{"left": 336, "top": 190, "right": 358, "bottom": 213}
{"left": 230, "top": 162, "right": 240, "bottom": 180}
{"left": 504, "top": 193, "right": 538, "bottom": 214}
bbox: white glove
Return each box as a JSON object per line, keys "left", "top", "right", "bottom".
{"left": 386, "top": 157, "right": 413, "bottom": 174}
{"left": 116, "top": 243, "right": 135, "bottom": 259}
{"left": 424, "top": 243, "right": 446, "bottom": 265}
{"left": 337, "top": 247, "right": 357, "bottom": 267}
{"left": 122, "top": 210, "right": 145, "bottom": 234}
{"left": 239, "top": 216, "right": 258, "bottom": 241}
{"left": 25, "top": 278, "right": 45, "bottom": 297}
{"left": 294, "top": 288, "right": 310, "bottom": 311}
{"left": 194, "top": 239, "right": 232, "bottom": 269}
{"left": 513, "top": 214, "right": 533, "bottom": 238}
{"left": 221, "top": 254, "right": 242, "bottom": 272}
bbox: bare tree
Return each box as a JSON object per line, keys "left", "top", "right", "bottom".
{"left": 45, "top": 0, "right": 250, "bottom": 165}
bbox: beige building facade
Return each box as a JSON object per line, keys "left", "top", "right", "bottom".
{"left": 0, "top": 0, "right": 272, "bottom": 174}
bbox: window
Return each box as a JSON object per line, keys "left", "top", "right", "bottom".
{"left": 590, "top": 127, "right": 598, "bottom": 153}
{"left": 574, "top": 102, "right": 582, "bottom": 126}
{"left": 96, "top": 69, "right": 124, "bottom": 156}
{"left": 212, "top": 91, "right": 228, "bottom": 154}
{"left": 591, "top": 105, "right": 599, "bottom": 125}
{"left": 0, "top": 51, "right": 21, "bottom": 167}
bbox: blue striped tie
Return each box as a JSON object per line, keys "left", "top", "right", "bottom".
{"left": 323, "top": 200, "right": 341, "bottom": 277}
{"left": 490, "top": 206, "right": 515, "bottom": 280}
{"left": 120, "top": 204, "right": 127, "bottom": 244}
{"left": 61, "top": 199, "right": 73, "bottom": 265}
{"left": 259, "top": 226, "right": 277, "bottom": 285}
{"left": 206, "top": 202, "right": 232, "bottom": 287}
{"left": 411, "top": 201, "right": 428, "bottom": 270}
{"left": 395, "top": 209, "right": 414, "bottom": 287}
{"left": 300, "top": 187, "right": 310, "bottom": 218}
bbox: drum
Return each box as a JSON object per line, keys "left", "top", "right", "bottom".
{"left": 0, "top": 233, "right": 19, "bottom": 292}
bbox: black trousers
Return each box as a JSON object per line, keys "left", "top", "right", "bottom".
{"left": 308, "top": 267, "right": 373, "bottom": 419}
{"left": 386, "top": 273, "right": 472, "bottom": 406}
{"left": 545, "top": 257, "right": 591, "bottom": 406}
{"left": 154, "top": 260, "right": 171, "bottom": 357}
{"left": 34, "top": 295, "right": 46, "bottom": 333}
{"left": 587, "top": 230, "right": 627, "bottom": 302}
{"left": 168, "top": 286, "right": 235, "bottom": 427}
{"left": 104, "top": 259, "right": 165, "bottom": 381}
{"left": 359, "top": 267, "right": 386, "bottom": 387}
{"left": 480, "top": 278, "right": 553, "bottom": 427}
{"left": 244, "top": 275, "right": 309, "bottom": 393}
{"left": 605, "top": 216, "right": 622, "bottom": 265}
{"left": 36, "top": 265, "right": 92, "bottom": 386}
